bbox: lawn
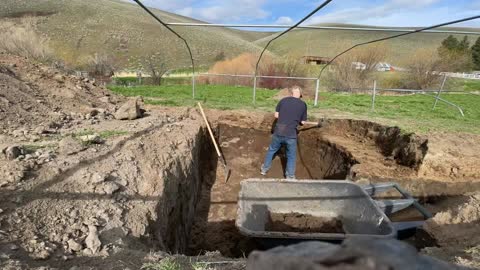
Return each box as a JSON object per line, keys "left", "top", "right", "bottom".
{"left": 108, "top": 84, "right": 480, "bottom": 134}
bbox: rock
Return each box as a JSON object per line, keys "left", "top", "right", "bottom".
{"left": 11, "top": 129, "right": 26, "bottom": 137}
{"left": 85, "top": 225, "right": 101, "bottom": 254}
{"left": 59, "top": 137, "right": 85, "bottom": 155}
{"left": 114, "top": 97, "right": 143, "bottom": 120}
{"left": 53, "top": 74, "right": 65, "bottom": 83}
{"left": 99, "top": 96, "right": 110, "bottom": 103}
{"left": 78, "top": 134, "right": 104, "bottom": 144}
{"left": 67, "top": 239, "right": 83, "bottom": 252}
{"left": 3, "top": 146, "right": 23, "bottom": 160}
{"left": 99, "top": 182, "right": 120, "bottom": 195}
{"left": 246, "top": 238, "right": 463, "bottom": 270}
{"left": 32, "top": 249, "right": 51, "bottom": 260}
{"left": 90, "top": 173, "right": 105, "bottom": 184}
{"left": 9, "top": 244, "right": 19, "bottom": 250}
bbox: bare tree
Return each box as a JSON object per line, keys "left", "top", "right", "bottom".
{"left": 328, "top": 43, "right": 388, "bottom": 91}
{"left": 87, "top": 53, "right": 115, "bottom": 76}
{"left": 403, "top": 48, "right": 443, "bottom": 89}
{"left": 143, "top": 55, "right": 168, "bottom": 85}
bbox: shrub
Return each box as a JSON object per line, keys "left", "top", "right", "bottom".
{"left": 87, "top": 53, "right": 115, "bottom": 77}
{"left": 201, "top": 53, "right": 308, "bottom": 90}
{"left": 327, "top": 43, "right": 388, "bottom": 92}
{"left": 404, "top": 48, "right": 442, "bottom": 89}
{"left": 0, "top": 20, "right": 52, "bottom": 61}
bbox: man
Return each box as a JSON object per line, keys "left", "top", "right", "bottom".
{"left": 261, "top": 86, "right": 307, "bottom": 179}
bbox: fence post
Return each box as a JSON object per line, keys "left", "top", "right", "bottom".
{"left": 432, "top": 75, "right": 447, "bottom": 110}
{"left": 371, "top": 80, "right": 377, "bottom": 111}
{"left": 192, "top": 72, "right": 196, "bottom": 99}
{"left": 252, "top": 75, "right": 257, "bottom": 105}
{"left": 314, "top": 79, "right": 320, "bottom": 107}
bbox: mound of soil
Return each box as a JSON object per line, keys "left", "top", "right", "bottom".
{"left": 0, "top": 53, "right": 123, "bottom": 131}
{"left": 265, "top": 212, "right": 344, "bottom": 233}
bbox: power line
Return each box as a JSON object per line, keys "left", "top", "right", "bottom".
{"left": 132, "top": 0, "right": 197, "bottom": 98}
{"left": 253, "top": 0, "right": 334, "bottom": 104}
{"left": 317, "top": 15, "right": 480, "bottom": 79}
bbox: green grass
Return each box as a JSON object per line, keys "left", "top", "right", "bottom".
{"left": 71, "top": 129, "right": 128, "bottom": 139}
{"left": 108, "top": 84, "right": 480, "bottom": 134}
{"left": 318, "top": 92, "right": 480, "bottom": 133}
{"left": 108, "top": 84, "right": 278, "bottom": 110}
{"left": 141, "top": 258, "right": 181, "bottom": 270}
{"left": 446, "top": 78, "right": 480, "bottom": 92}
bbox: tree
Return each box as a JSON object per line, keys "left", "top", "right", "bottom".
{"left": 458, "top": 36, "right": 470, "bottom": 52}
{"left": 472, "top": 37, "right": 480, "bottom": 70}
{"left": 143, "top": 55, "right": 167, "bottom": 85}
{"left": 214, "top": 51, "right": 226, "bottom": 62}
{"left": 440, "top": 35, "right": 459, "bottom": 51}
{"left": 87, "top": 53, "right": 115, "bottom": 76}
{"left": 438, "top": 35, "right": 473, "bottom": 72}
{"left": 405, "top": 48, "right": 442, "bottom": 90}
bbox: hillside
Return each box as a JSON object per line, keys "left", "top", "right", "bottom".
{"left": 1, "top": 1, "right": 479, "bottom": 70}
{"left": 255, "top": 23, "right": 480, "bottom": 64}
{"left": 0, "top": 0, "right": 270, "bottom": 69}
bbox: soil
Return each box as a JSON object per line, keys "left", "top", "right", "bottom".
{"left": 265, "top": 213, "right": 344, "bottom": 234}
{"left": 1, "top": 53, "right": 480, "bottom": 269}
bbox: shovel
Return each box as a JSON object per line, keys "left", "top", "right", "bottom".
{"left": 197, "top": 102, "right": 231, "bottom": 183}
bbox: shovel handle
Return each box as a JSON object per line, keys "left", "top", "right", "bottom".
{"left": 197, "top": 102, "right": 222, "bottom": 157}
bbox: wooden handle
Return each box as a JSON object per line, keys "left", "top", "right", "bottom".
{"left": 197, "top": 102, "right": 222, "bottom": 157}
{"left": 303, "top": 121, "right": 319, "bottom": 125}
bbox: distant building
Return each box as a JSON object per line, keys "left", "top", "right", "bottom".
{"left": 302, "top": 56, "right": 332, "bottom": 65}
{"left": 351, "top": 62, "right": 392, "bottom": 72}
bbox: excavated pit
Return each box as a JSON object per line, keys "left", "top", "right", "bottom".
{"left": 186, "top": 123, "right": 361, "bottom": 257}
{"left": 134, "top": 118, "right": 430, "bottom": 258}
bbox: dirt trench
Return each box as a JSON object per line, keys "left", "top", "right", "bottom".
{"left": 186, "top": 118, "right": 431, "bottom": 257}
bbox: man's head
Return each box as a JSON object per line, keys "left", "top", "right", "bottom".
{"left": 289, "top": 86, "right": 303, "bottom": 99}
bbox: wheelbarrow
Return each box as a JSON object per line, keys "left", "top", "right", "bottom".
{"left": 236, "top": 179, "right": 431, "bottom": 248}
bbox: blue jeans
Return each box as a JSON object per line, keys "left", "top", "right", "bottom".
{"left": 262, "top": 134, "right": 297, "bottom": 178}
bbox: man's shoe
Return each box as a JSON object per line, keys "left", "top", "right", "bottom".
{"left": 260, "top": 170, "right": 267, "bottom": 176}
{"left": 286, "top": 176, "right": 296, "bottom": 180}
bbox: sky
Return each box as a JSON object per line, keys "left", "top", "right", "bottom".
{"left": 127, "top": 0, "right": 480, "bottom": 28}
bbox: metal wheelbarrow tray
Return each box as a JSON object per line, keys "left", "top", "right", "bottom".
{"left": 236, "top": 179, "right": 431, "bottom": 245}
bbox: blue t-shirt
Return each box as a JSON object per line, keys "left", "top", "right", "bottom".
{"left": 274, "top": 97, "right": 307, "bottom": 138}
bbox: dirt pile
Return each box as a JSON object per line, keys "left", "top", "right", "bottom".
{"left": 266, "top": 213, "right": 344, "bottom": 233}
{"left": 0, "top": 53, "right": 123, "bottom": 132}
{"left": 420, "top": 193, "right": 480, "bottom": 268}
{"left": 0, "top": 105, "right": 217, "bottom": 269}
{"left": 423, "top": 193, "right": 480, "bottom": 246}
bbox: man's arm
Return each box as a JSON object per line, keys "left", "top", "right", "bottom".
{"left": 300, "top": 103, "right": 307, "bottom": 125}
{"left": 275, "top": 100, "right": 282, "bottom": 119}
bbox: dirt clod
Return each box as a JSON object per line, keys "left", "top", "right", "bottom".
{"left": 265, "top": 212, "right": 344, "bottom": 233}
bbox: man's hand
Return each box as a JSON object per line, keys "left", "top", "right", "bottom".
{"left": 274, "top": 112, "right": 279, "bottom": 119}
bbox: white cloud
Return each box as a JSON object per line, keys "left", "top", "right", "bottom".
{"left": 126, "top": 0, "right": 269, "bottom": 23}
{"left": 193, "top": 0, "right": 269, "bottom": 23}
{"left": 306, "top": 0, "right": 443, "bottom": 26}
{"left": 275, "top": 16, "right": 294, "bottom": 25}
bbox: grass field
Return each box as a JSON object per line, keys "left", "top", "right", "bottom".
{"left": 108, "top": 84, "right": 480, "bottom": 134}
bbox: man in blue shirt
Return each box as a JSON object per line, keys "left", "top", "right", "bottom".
{"left": 261, "top": 86, "right": 307, "bottom": 179}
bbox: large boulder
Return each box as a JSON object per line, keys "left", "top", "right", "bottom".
{"left": 247, "top": 237, "right": 467, "bottom": 270}
{"left": 114, "top": 97, "right": 144, "bottom": 120}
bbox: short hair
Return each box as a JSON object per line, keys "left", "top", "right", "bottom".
{"left": 289, "top": 86, "right": 303, "bottom": 97}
